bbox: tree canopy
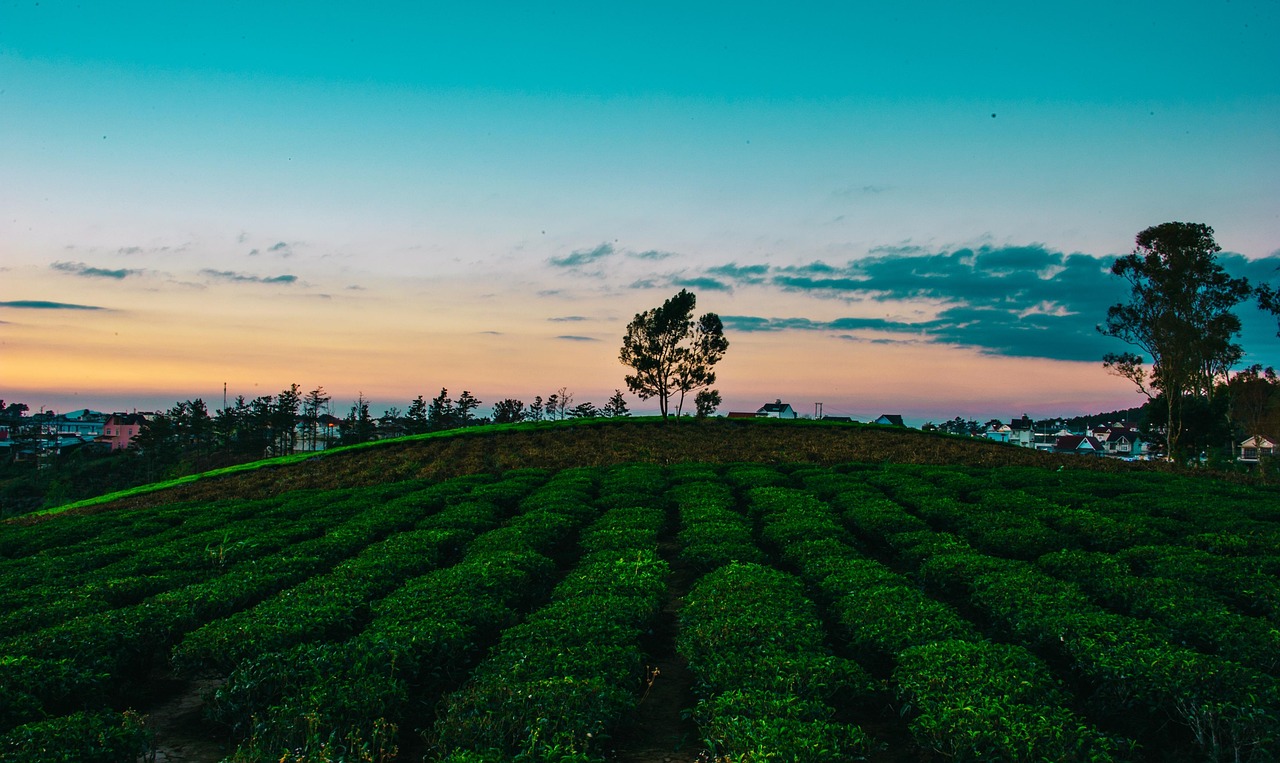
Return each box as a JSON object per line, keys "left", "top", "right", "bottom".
{"left": 1099, "top": 222, "right": 1251, "bottom": 459}
{"left": 619, "top": 289, "right": 728, "bottom": 419}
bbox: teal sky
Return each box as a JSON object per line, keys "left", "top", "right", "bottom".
{"left": 3, "top": 1, "right": 1279, "bottom": 420}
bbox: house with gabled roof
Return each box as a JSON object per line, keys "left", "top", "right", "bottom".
{"left": 1237, "top": 435, "right": 1276, "bottom": 464}
{"left": 756, "top": 400, "right": 797, "bottom": 419}
{"left": 872, "top": 414, "right": 905, "bottom": 427}
{"left": 1054, "top": 434, "right": 1105, "bottom": 456}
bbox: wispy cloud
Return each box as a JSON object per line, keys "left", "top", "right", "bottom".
{"left": 555, "top": 335, "right": 599, "bottom": 342}
{"left": 51, "top": 261, "right": 141, "bottom": 280}
{"left": 0, "top": 300, "right": 106, "bottom": 310}
{"left": 549, "top": 242, "right": 685, "bottom": 270}
{"left": 549, "top": 316, "right": 588, "bottom": 322}
{"left": 632, "top": 249, "right": 677, "bottom": 261}
{"left": 200, "top": 269, "right": 298, "bottom": 284}
{"left": 250, "top": 241, "right": 295, "bottom": 257}
{"left": 549, "top": 242, "right": 616, "bottom": 268}
{"left": 671, "top": 276, "right": 732, "bottom": 292}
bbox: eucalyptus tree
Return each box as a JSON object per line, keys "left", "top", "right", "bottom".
{"left": 1099, "top": 222, "right": 1251, "bottom": 459}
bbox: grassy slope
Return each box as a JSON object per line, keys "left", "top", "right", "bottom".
{"left": 16, "top": 417, "right": 1162, "bottom": 522}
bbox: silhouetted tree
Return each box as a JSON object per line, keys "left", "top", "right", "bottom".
{"left": 1257, "top": 284, "right": 1280, "bottom": 337}
{"left": 301, "top": 387, "right": 331, "bottom": 451}
{"left": 455, "top": 391, "right": 481, "bottom": 426}
{"left": 492, "top": 399, "right": 526, "bottom": 424}
{"left": 405, "top": 395, "right": 429, "bottom": 434}
{"left": 602, "top": 389, "right": 630, "bottom": 418}
{"left": 1227, "top": 365, "right": 1280, "bottom": 472}
{"left": 694, "top": 389, "right": 721, "bottom": 418}
{"left": 528, "top": 396, "right": 545, "bottom": 422}
{"left": 428, "top": 388, "right": 456, "bottom": 430}
{"left": 341, "top": 392, "right": 375, "bottom": 445}
{"left": 1099, "top": 222, "right": 1251, "bottom": 460}
{"left": 568, "top": 401, "right": 598, "bottom": 419}
{"left": 620, "top": 289, "right": 728, "bottom": 419}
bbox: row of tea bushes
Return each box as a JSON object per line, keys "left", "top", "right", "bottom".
{"left": 670, "top": 480, "right": 761, "bottom": 572}
{"left": 678, "top": 561, "right": 873, "bottom": 762}
{"left": 751, "top": 487, "right": 1119, "bottom": 761}
{"left": 0, "top": 708, "right": 151, "bottom": 763}
{"left": 1038, "top": 549, "right": 1280, "bottom": 675}
{"left": 168, "top": 476, "right": 550, "bottom": 676}
{"left": 432, "top": 503, "right": 668, "bottom": 760}
{"left": 211, "top": 470, "right": 597, "bottom": 760}
{"left": 0, "top": 485, "right": 451, "bottom": 734}
{"left": 904, "top": 534, "right": 1280, "bottom": 761}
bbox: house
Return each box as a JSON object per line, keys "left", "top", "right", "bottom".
{"left": 1238, "top": 436, "right": 1276, "bottom": 464}
{"left": 1007, "top": 415, "right": 1036, "bottom": 448}
{"left": 1053, "top": 434, "right": 1105, "bottom": 456}
{"left": 756, "top": 400, "right": 797, "bottom": 419}
{"left": 54, "top": 409, "right": 108, "bottom": 438}
{"left": 101, "top": 413, "right": 147, "bottom": 451}
{"left": 984, "top": 419, "right": 1012, "bottom": 444}
{"left": 872, "top": 414, "right": 905, "bottom": 427}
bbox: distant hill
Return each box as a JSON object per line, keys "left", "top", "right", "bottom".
{"left": 33, "top": 416, "right": 1162, "bottom": 519}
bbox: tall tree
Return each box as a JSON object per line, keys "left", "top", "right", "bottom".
{"left": 619, "top": 289, "right": 729, "bottom": 419}
{"left": 455, "top": 391, "right": 481, "bottom": 426}
{"left": 428, "top": 388, "right": 456, "bottom": 430}
{"left": 301, "top": 387, "right": 331, "bottom": 451}
{"left": 271, "top": 384, "right": 302, "bottom": 456}
{"left": 1099, "top": 222, "right": 1251, "bottom": 460}
{"left": 528, "top": 396, "right": 544, "bottom": 422}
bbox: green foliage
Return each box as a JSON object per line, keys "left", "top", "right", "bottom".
{"left": 0, "top": 710, "right": 151, "bottom": 763}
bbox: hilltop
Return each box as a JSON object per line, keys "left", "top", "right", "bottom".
{"left": 35, "top": 416, "right": 1155, "bottom": 519}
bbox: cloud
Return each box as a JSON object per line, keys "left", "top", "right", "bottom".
{"left": 709, "top": 244, "right": 1139, "bottom": 362}
{"left": 555, "top": 335, "right": 599, "bottom": 342}
{"left": 549, "top": 242, "right": 616, "bottom": 268}
{"left": 200, "top": 269, "right": 298, "bottom": 284}
{"left": 632, "top": 249, "right": 676, "bottom": 261}
{"left": 707, "top": 263, "right": 770, "bottom": 284}
{"left": 672, "top": 276, "right": 732, "bottom": 292}
{"left": 549, "top": 316, "right": 588, "bottom": 322}
{"left": 51, "top": 261, "right": 141, "bottom": 279}
{"left": 0, "top": 300, "right": 106, "bottom": 310}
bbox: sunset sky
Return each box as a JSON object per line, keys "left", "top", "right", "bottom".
{"left": 3, "top": 2, "right": 1279, "bottom": 424}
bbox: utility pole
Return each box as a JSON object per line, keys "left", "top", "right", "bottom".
{"left": 815, "top": 402, "right": 823, "bottom": 420}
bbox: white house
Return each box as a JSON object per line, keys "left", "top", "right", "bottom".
{"left": 757, "top": 400, "right": 797, "bottom": 419}
{"left": 1238, "top": 436, "right": 1276, "bottom": 464}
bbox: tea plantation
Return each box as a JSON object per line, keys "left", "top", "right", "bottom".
{"left": 2, "top": 421, "right": 1279, "bottom": 762}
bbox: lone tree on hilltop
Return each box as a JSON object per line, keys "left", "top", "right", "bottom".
{"left": 1099, "top": 221, "right": 1251, "bottom": 460}
{"left": 620, "top": 289, "right": 728, "bottom": 419}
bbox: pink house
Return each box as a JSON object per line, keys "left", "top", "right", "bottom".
{"left": 102, "top": 413, "right": 147, "bottom": 451}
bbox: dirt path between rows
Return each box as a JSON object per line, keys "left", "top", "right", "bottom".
{"left": 144, "top": 677, "right": 227, "bottom": 763}
{"left": 610, "top": 536, "right": 704, "bottom": 763}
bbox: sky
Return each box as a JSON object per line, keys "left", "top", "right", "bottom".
{"left": 2, "top": 1, "right": 1279, "bottom": 424}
